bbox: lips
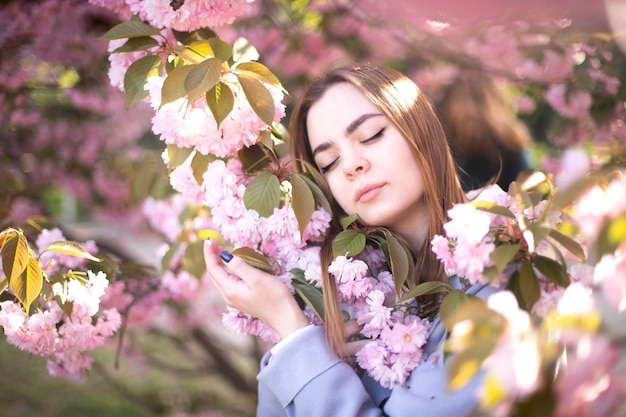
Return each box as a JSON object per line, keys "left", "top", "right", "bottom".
{"left": 356, "top": 183, "right": 385, "bottom": 203}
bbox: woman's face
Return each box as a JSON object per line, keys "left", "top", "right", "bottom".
{"left": 306, "top": 82, "right": 427, "bottom": 237}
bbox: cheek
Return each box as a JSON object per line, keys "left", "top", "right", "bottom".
{"left": 326, "top": 177, "right": 354, "bottom": 213}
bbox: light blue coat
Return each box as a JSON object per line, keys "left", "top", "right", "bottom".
{"left": 256, "top": 282, "right": 498, "bottom": 417}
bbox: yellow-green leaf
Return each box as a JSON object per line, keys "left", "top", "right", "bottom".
{"left": 439, "top": 290, "right": 472, "bottom": 331}
{"left": 292, "top": 276, "right": 324, "bottom": 320}
{"left": 243, "top": 171, "right": 281, "bottom": 217}
{"left": 595, "top": 213, "right": 626, "bottom": 261}
{"left": 206, "top": 81, "right": 234, "bottom": 128}
{"left": 47, "top": 241, "right": 100, "bottom": 262}
{"left": 235, "top": 62, "right": 283, "bottom": 90}
{"left": 97, "top": 21, "right": 160, "bottom": 40}
{"left": 184, "top": 58, "right": 222, "bottom": 104}
{"left": 300, "top": 174, "right": 332, "bottom": 214}
{"left": 231, "top": 247, "right": 274, "bottom": 273}
{"left": 0, "top": 275, "right": 8, "bottom": 294}
{"left": 1, "top": 232, "right": 29, "bottom": 283}
{"left": 112, "top": 36, "right": 159, "bottom": 53}
{"left": 10, "top": 256, "right": 43, "bottom": 313}
{"left": 124, "top": 55, "right": 162, "bottom": 108}
{"left": 397, "top": 281, "right": 449, "bottom": 304}
{"left": 470, "top": 200, "right": 515, "bottom": 218}
{"left": 191, "top": 152, "right": 215, "bottom": 185}
{"left": 182, "top": 241, "right": 206, "bottom": 279}
{"left": 291, "top": 173, "right": 315, "bottom": 237}
{"left": 166, "top": 145, "right": 193, "bottom": 172}
{"left": 237, "top": 73, "right": 275, "bottom": 126}
{"left": 519, "top": 259, "right": 540, "bottom": 311}
{"left": 332, "top": 229, "right": 366, "bottom": 258}
{"left": 548, "top": 228, "right": 586, "bottom": 262}
{"left": 238, "top": 144, "right": 270, "bottom": 171}
{"left": 383, "top": 229, "right": 413, "bottom": 293}
{"left": 491, "top": 243, "right": 520, "bottom": 273}
{"left": 533, "top": 255, "right": 570, "bottom": 287}
{"left": 186, "top": 40, "right": 215, "bottom": 60}
{"left": 340, "top": 214, "right": 358, "bottom": 230}
{"left": 208, "top": 37, "right": 233, "bottom": 62}
{"left": 161, "top": 65, "right": 195, "bottom": 107}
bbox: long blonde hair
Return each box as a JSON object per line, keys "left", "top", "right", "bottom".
{"left": 289, "top": 64, "right": 465, "bottom": 356}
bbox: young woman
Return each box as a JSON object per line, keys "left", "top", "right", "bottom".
{"left": 204, "top": 64, "right": 499, "bottom": 416}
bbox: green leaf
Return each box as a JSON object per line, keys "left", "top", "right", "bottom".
{"left": 206, "top": 82, "right": 234, "bottom": 128}
{"left": 46, "top": 241, "right": 101, "bottom": 262}
{"left": 292, "top": 276, "right": 325, "bottom": 320}
{"left": 161, "top": 65, "right": 194, "bottom": 107}
{"left": 97, "top": 21, "right": 160, "bottom": 40}
{"left": 300, "top": 174, "right": 332, "bottom": 214}
{"left": 439, "top": 290, "right": 472, "bottom": 331}
{"left": 112, "top": 36, "right": 159, "bottom": 53}
{"left": 470, "top": 200, "right": 516, "bottom": 218}
{"left": 491, "top": 244, "right": 520, "bottom": 273}
{"left": 519, "top": 259, "right": 540, "bottom": 311}
{"left": 382, "top": 229, "right": 413, "bottom": 294}
{"left": 166, "top": 145, "right": 193, "bottom": 172}
{"left": 547, "top": 228, "right": 586, "bottom": 262}
{"left": 124, "top": 55, "right": 162, "bottom": 108}
{"left": 54, "top": 294, "right": 74, "bottom": 318}
{"left": 10, "top": 255, "right": 43, "bottom": 313}
{"left": 182, "top": 241, "right": 206, "bottom": 279}
{"left": 533, "top": 255, "right": 570, "bottom": 287}
{"left": 397, "top": 281, "right": 449, "bottom": 304}
{"left": 235, "top": 62, "right": 283, "bottom": 89}
{"left": 595, "top": 213, "right": 626, "bottom": 261}
{"left": 332, "top": 229, "right": 366, "bottom": 258}
{"left": 190, "top": 152, "right": 215, "bottom": 185}
{"left": 231, "top": 247, "right": 274, "bottom": 273}
{"left": 447, "top": 341, "right": 495, "bottom": 390}
{"left": 237, "top": 73, "right": 276, "bottom": 126}
{"left": 243, "top": 171, "right": 281, "bottom": 217}
{"left": 185, "top": 58, "right": 222, "bottom": 104}
{"left": 1, "top": 232, "right": 29, "bottom": 283}
{"left": 185, "top": 40, "right": 215, "bottom": 60}
{"left": 238, "top": 144, "right": 270, "bottom": 171}
{"left": 0, "top": 275, "right": 8, "bottom": 294}
{"left": 208, "top": 37, "right": 233, "bottom": 62}
{"left": 161, "top": 243, "right": 180, "bottom": 272}
{"left": 291, "top": 173, "right": 316, "bottom": 237}
{"left": 340, "top": 214, "right": 358, "bottom": 230}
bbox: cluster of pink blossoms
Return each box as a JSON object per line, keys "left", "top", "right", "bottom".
{"left": 0, "top": 270, "right": 121, "bottom": 381}
{"left": 0, "top": 228, "right": 122, "bottom": 380}
{"left": 146, "top": 74, "right": 286, "bottom": 158}
{"left": 328, "top": 254, "right": 431, "bottom": 388}
{"left": 432, "top": 183, "right": 564, "bottom": 288}
{"left": 89, "top": 0, "right": 254, "bottom": 31}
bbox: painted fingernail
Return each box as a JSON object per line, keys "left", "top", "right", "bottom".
{"left": 220, "top": 251, "right": 233, "bottom": 263}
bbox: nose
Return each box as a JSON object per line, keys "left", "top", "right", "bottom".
{"left": 342, "top": 152, "right": 370, "bottom": 178}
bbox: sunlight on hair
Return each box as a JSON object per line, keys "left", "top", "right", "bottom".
{"left": 385, "top": 78, "right": 419, "bottom": 112}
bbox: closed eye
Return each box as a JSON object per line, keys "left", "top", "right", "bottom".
{"left": 320, "top": 158, "right": 337, "bottom": 173}
{"left": 362, "top": 128, "right": 385, "bottom": 143}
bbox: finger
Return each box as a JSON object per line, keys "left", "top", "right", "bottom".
{"left": 344, "top": 319, "right": 362, "bottom": 338}
{"left": 218, "top": 250, "right": 275, "bottom": 289}
{"left": 345, "top": 339, "right": 371, "bottom": 356}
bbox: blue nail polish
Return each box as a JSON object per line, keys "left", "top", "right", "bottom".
{"left": 220, "top": 251, "right": 233, "bottom": 263}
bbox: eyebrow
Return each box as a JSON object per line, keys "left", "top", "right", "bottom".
{"left": 311, "top": 113, "right": 383, "bottom": 157}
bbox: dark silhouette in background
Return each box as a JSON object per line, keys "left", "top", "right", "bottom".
{"left": 437, "top": 72, "right": 533, "bottom": 191}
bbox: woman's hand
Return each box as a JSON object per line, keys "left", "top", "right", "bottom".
{"left": 203, "top": 240, "right": 310, "bottom": 340}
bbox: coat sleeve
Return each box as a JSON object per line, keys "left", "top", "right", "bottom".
{"left": 257, "top": 325, "right": 384, "bottom": 417}
{"left": 256, "top": 283, "right": 500, "bottom": 417}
